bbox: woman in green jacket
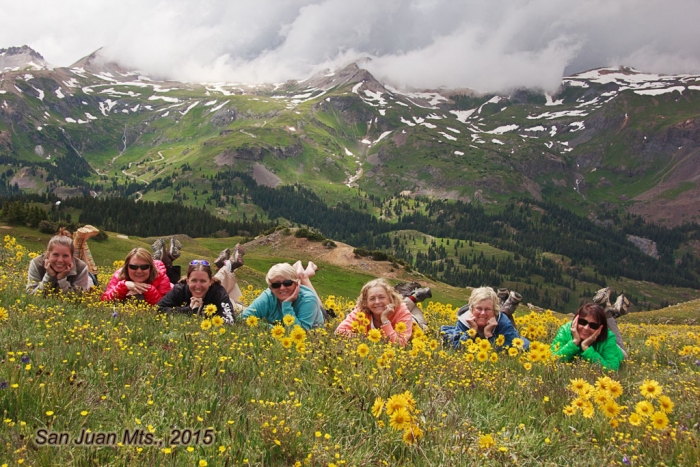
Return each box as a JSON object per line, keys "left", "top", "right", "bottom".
{"left": 551, "top": 303, "right": 624, "bottom": 371}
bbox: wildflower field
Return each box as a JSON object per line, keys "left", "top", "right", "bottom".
{"left": 1, "top": 237, "right": 700, "bottom": 466}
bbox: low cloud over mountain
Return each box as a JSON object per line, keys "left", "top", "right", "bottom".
{"left": 2, "top": 0, "right": 700, "bottom": 92}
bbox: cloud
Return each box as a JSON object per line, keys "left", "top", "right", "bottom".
{"left": 2, "top": 0, "right": 700, "bottom": 93}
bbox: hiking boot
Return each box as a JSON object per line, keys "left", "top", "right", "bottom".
{"left": 613, "top": 294, "right": 630, "bottom": 318}
{"left": 215, "top": 248, "right": 231, "bottom": 269}
{"left": 410, "top": 287, "right": 432, "bottom": 303}
{"left": 500, "top": 291, "right": 522, "bottom": 323}
{"left": 230, "top": 244, "right": 245, "bottom": 271}
{"left": 152, "top": 238, "right": 165, "bottom": 261}
{"left": 497, "top": 288, "right": 510, "bottom": 304}
{"left": 592, "top": 287, "right": 611, "bottom": 307}
{"left": 170, "top": 237, "right": 182, "bottom": 259}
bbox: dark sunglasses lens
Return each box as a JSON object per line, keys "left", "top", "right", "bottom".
{"left": 270, "top": 282, "right": 282, "bottom": 289}
{"left": 271, "top": 280, "right": 295, "bottom": 289}
{"left": 128, "top": 264, "right": 150, "bottom": 270}
{"left": 282, "top": 280, "right": 295, "bottom": 287}
{"left": 579, "top": 318, "right": 600, "bottom": 330}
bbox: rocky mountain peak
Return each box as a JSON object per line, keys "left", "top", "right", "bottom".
{"left": 0, "top": 45, "right": 51, "bottom": 71}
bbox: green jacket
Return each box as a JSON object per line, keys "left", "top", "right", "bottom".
{"left": 550, "top": 321, "right": 624, "bottom": 371}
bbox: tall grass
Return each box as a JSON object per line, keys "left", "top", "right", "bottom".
{"left": 0, "top": 236, "right": 698, "bottom": 466}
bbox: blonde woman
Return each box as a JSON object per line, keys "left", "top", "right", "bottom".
{"left": 27, "top": 228, "right": 91, "bottom": 294}
{"left": 335, "top": 278, "right": 414, "bottom": 346}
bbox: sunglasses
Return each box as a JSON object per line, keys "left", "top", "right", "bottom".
{"left": 128, "top": 264, "right": 151, "bottom": 271}
{"left": 270, "top": 279, "right": 296, "bottom": 289}
{"left": 190, "top": 260, "right": 210, "bottom": 266}
{"left": 578, "top": 317, "right": 601, "bottom": 330}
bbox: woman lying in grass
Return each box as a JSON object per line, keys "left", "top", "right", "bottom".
{"left": 550, "top": 302, "right": 625, "bottom": 371}
{"left": 441, "top": 286, "right": 530, "bottom": 351}
{"left": 157, "top": 259, "right": 236, "bottom": 324}
{"left": 239, "top": 263, "right": 325, "bottom": 331}
{"left": 101, "top": 248, "right": 171, "bottom": 305}
{"left": 26, "top": 228, "right": 92, "bottom": 295}
{"left": 335, "top": 278, "right": 414, "bottom": 346}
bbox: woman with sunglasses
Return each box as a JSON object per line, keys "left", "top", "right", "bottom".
{"left": 156, "top": 259, "right": 236, "bottom": 323}
{"left": 101, "top": 247, "right": 171, "bottom": 305}
{"left": 239, "top": 263, "right": 324, "bottom": 331}
{"left": 550, "top": 302, "right": 624, "bottom": 371}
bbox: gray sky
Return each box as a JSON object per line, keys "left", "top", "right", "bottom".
{"left": 3, "top": 0, "right": 700, "bottom": 93}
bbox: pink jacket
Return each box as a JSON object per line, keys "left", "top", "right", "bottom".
{"left": 100, "top": 260, "right": 172, "bottom": 305}
{"left": 335, "top": 302, "right": 414, "bottom": 346}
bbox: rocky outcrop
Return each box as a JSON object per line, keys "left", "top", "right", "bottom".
{"left": 627, "top": 235, "right": 660, "bottom": 259}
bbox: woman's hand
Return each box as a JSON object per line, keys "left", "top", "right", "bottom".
{"left": 189, "top": 297, "right": 204, "bottom": 311}
{"left": 283, "top": 281, "right": 300, "bottom": 303}
{"left": 125, "top": 281, "right": 150, "bottom": 295}
{"left": 380, "top": 303, "right": 395, "bottom": 324}
{"left": 44, "top": 256, "right": 56, "bottom": 277}
{"left": 570, "top": 315, "right": 582, "bottom": 346}
{"left": 580, "top": 327, "right": 602, "bottom": 352}
{"left": 463, "top": 309, "right": 478, "bottom": 331}
{"left": 483, "top": 317, "right": 499, "bottom": 338}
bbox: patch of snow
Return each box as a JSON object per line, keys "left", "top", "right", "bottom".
{"left": 527, "top": 110, "right": 588, "bottom": 120}
{"left": 477, "top": 96, "right": 502, "bottom": 114}
{"left": 412, "top": 116, "right": 425, "bottom": 124}
{"left": 400, "top": 117, "right": 416, "bottom": 127}
{"left": 361, "top": 139, "right": 372, "bottom": 145}
{"left": 524, "top": 125, "right": 546, "bottom": 132}
{"left": 149, "top": 95, "right": 180, "bottom": 103}
{"left": 688, "top": 86, "right": 700, "bottom": 91}
{"left": 421, "top": 122, "right": 437, "bottom": 129}
{"left": 562, "top": 79, "right": 589, "bottom": 88}
{"left": 449, "top": 109, "right": 476, "bottom": 123}
{"left": 344, "top": 147, "right": 354, "bottom": 156}
{"left": 14, "top": 85, "right": 23, "bottom": 93}
{"left": 426, "top": 113, "right": 443, "bottom": 120}
{"left": 454, "top": 151, "right": 465, "bottom": 155}
{"left": 634, "top": 86, "right": 685, "bottom": 96}
{"left": 65, "top": 117, "right": 77, "bottom": 123}
{"left": 85, "top": 113, "right": 97, "bottom": 120}
{"left": 32, "top": 87, "right": 44, "bottom": 101}
{"left": 446, "top": 127, "right": 460, "bottom": 134}
{"left": 210, "top": 101, "right": 227, "bottom": 113}
{"left": 37, "top": 126, "right": 42, "bottom": 131}
{"left": 486, "top": 124, "right": 519, "bottom": 135}
{"left": 378, "top": 109, "right": 386, "bottom": 116}
{"left": 439, "top": 132, "right": 457, "bottom": 141}
{"left": 55, "top": 88, "right": 64, "bottom": 98}
{"left": 395, "top": 101, "right": 409, "bottom": 107}
{"left": 131, "top": 104, "right": 140, "bottom": 112}
{"left": 0, "top": 90, "right": 5, "bottom": 94}
{"left": 375, "top": 131, "right": 392, "bottom": 143}
{"left": 162, "top": 111, "right": 169, "bottom": 117}
{"left": 550, "top": 126, "right": 557, "bottom": 137}
{"left": 203, "top": 100, "right": 217, "bottom": 107}
{"left": 99, "top": 99, "right": 116, "bottom": 116}
{"left": 288, "top": 127, "right": 296, "bottom": 132}
{"left": 180, "top": 101, "right": 199, "bottom": 115}
{"left": 545, "top": 141, "right": 553, "bottom": 149}
{"left": 545, "top": 93, "right": 563, "bottom": 106}
{"left": 352, "top": 82, "right": 363, "bottom": 94}
{"left": 569, "top": 121, "right": 585, "bottom": 132}
{"left": 23, "top": 74, "right": 34, "bottom": 80}
{"left": 492, "top": 138, "right": 504, "bottom": 145}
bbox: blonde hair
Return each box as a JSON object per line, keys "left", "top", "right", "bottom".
{"left": 46, "top": 228, "right": 74, "bottom": 256}
{"left": 468, "top": 286, "right": 500, "bottom": 316}
{"left": 119, "top": 248, "right": 157, "bottom": 282}
{"left": 265, "top": 263, "right": 299, "bottom": 285}
{"left": 356, "top": 278, "right": 403, "bottom": 314}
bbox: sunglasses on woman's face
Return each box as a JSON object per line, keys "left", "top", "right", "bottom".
{"left": 270, "top": 279, "right": 295, "bottom": 289}
{"left": 578, "top": 317, "right": 601, "bottom": 330}
{"left": 190, "top": 260, "right": 210, "bottom": 266}
{"left": 128, "top": 264, "right": 151, "bottom": 271}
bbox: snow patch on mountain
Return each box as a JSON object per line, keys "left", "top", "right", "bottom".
{"left": 449, "top": 109, "right": 476, "bottom": 123}
{"left": 634, "top": 86, "right": 685, "bottom": 96}
{"left": 486, "top": 124, "right": 519, "bottom": 135}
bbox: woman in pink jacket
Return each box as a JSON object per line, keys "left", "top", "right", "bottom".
{"left": 101, "top": 247, "right": 172, "bottom": 305}
{"left": 335, "top": 278, "right": 414, "bottom": 346}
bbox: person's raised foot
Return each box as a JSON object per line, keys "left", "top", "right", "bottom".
{"left": 592, "top": 287, "right": 611, "bottom": 307}
{"left": 170, "top": 237, "right": 182, "bottom": 259}
{"left": 230, "top": 244, "right": 245, "bottom": 271}
{"left": 292, "top": 260, "right": 304, "bottom": 276}
{"left": 305, "top": 261, "right": 318, "bottom": 278}
{"left": 215, "top": 248, "right": 231, "bottom": 269}
{"left": 613, "top": 294, "right": 630, "bottom": 317}
{"left": 410, "top": 287, "right": 432, "bottom": 303}
{"left": 151, "top": 238, "right": 165, "bottom": 261}
{"left": 496, "top": 288, "right": 509, "bottom": 303}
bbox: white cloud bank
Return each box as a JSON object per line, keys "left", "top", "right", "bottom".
{"left": 2, "top": 0, "right": 700, "bottom": 93}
